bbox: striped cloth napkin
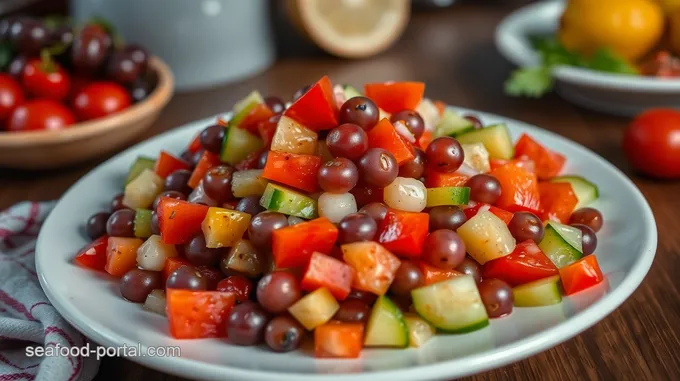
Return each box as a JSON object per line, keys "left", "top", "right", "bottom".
{"left": 0, "top": 202, "right": 99, "bottom": 381}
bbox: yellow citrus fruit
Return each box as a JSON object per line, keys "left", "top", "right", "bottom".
{"left": 654, "top": 0, "right": 680, "bottom": 13}
{"left": 668, "top": 11, "right": 680, "bottom": 55}
{"left": 559, "top": 0, "right": 665, "bottom": 61}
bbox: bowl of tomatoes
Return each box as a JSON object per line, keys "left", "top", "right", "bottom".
{"left": 0, "top": 17, "right": 174, "bottom": 170}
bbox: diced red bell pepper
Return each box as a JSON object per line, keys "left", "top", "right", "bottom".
{"left": 377, "top": 209, "right": 429, "bottom": 258}
{"left": 187, "top": 134, "right": 202, "bottom": 154}
{"left": 166, "top": 289, "right": 236, "bottom": 339}
{"left": 154, "top": 151, "right": 191, "bottom": 179}
{"left": 314, "top": 322, "right": 364, "bottom": 358}
{"left": 341, "top": 241, "right": 401, "bottom": 295}
{"left": 490, "top": 164, "right": 541, "bottom": 214}
{"left": 418, "top": 130, "right": 434, "bottom": 150}
{"left": 235, "top": 148, "right": 265, "bottom": 171}
{"left": 434, "top": 100, "right": 447, "bottom": 116}
{"left": 482, "top": 240, "right": 558, "bottom": 287}
{"left": 262, "top": 151, "right": 321, "bottom": 193}
{"left": 424, "top": 170, "right": 469, "bottom": 188}
{"left": 188, "top": 151, "right": 221, "bottom": 189}
{"left": 257, "top": 118, "right": 277, "bottom": 147}
{"left": 73, "top": 235, "right": 109, "bottom": 271}
{"left": 366, "top": 118, "right": 415, "bottom": 165}
{"left": 350, "top": 184, "right": 384, "bottom": 208}
{"left": 216, "top": 275, "right": 253, "bottom": 304}
{"left": 239, "top": 103, "right": 275, "bottom": 134}
{"left": 538, "top": 182, "right": 578, "bottom": 224}
{"left": 559, "top": 255, "right": 604, "bottom": 295}
{"left": 514, "top": 134, "right": 566, "bottom": 180}
{"left": 419, "top": 261, "right": 463, "bottom": 285}
{"left": 364, "top": 82, "right": 425, "bottom": 114}
{"left": 105, "top": 237, "right": 144, "bottom": 277}
{"left": 301, "top": 252, "right": 354, "bottom": 300}
{"left": 463, "top": 202, "right": 514, "bottom": 225}
{"left": 489, "top": 156, "right": 536, "bottom": 174}
{"left": 157, "top": 198, "right": 209, "bottom": 245}
{"left": 162, "top": 257, "right": 192, "bottom": 286}
{"left": 284, "top": 75, "right": 338, "bottom": 131}
{"left": 272, "top": 217, "right": 339, "bottom": 268}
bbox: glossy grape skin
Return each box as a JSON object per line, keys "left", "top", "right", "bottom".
{"left": 216, "top": 275, "right": 253, "bottom": 304}
{"left": 390, "top": 261, "right": 425, "bottom": 296}
{"left": 569, "top": 208, "right": 603, "bottom": 232}
{"left": 426, "top": 137, "right": 465, "bottom": 173}
{"left": 428, "top": 205, "right": 467, "bottom": 231}
{"left": 333, "top": 299, "right": 371, "bottom": 323}
{"left": 456, "top": 256, "right": 482, "bottom": 283}
{"left": 508, "top": 212, "right": 545, "bottom": 243}
{"left": 338, "top": 96, "right": 380, "bottom": 131}
{"left": 264, "top": 96, "right": 285, "bottom": 114}
{"left": 110, "top": 193, "right": 129, "bottom": 212}
{"left": 293, "top": 85, "right": 311, "bottom": 101}
{"left": 164, "top": 169, "right": 192, "bottom": 194}
{"left": 465, "top": 174, "right": 502, "bottom": 204}
{"left": 203, "top": 165, "right": 235, "bottom": 203}
{"left": 423, "top": 229, "right": 466, "bottom": 269}
{"left": 106, "top": 50, "right": 140, "bottom": 85}
{"left": 50, "top": 25, "right": 74, "bottom": 47}
{"left": 346, "top": 289, "right": 377, "bottom": 305}
{"left": 130, "top": 72, "right": 157, "bottom": 103}
{"left": 358, "top": 148, "right": 399, "bottom": 187}
{"left": 326, "top": 123, "right": 369, "bottom": 161}
{"left": 153, "top": 190, "right": 185, "bottom": 210}
{"left": 71, "top": 25, "right": 112, "bottom": 72}
{"left": 248, "top": 212, "right": 288, "bottom": 249}
{"left": 359, "top": 202, "right": 388, "bottom": 224}
{"left": 106, "top": 209, "right": 135, "bottom": 237}
{"left": 0, "top": 18, "right": 13, "bottom": 41}
{"left": 86, "top": 212, "right": 110, "bottom": 240}
{"left": 124, "top": 44, "right": 149, "bottom": 72}
{"left": 184, "top": 235, "right": 225, "bottom": 266}
{"left": 227, "top": 301, "right": 270, "bottom": 346}
{"left": 391, "top": 110, "right": 425, "bottom": 140}
{"left": 119, "top": 269, "right": 161, "bottom": 303}
{"left": 257, "top": 151, "right": 268, "bottom": 169}
{"left": 571, "top": 224, "right": 598, "bottom": 255}
{"left": 256, "top": 272, "right": 302, "bottom": 313}
{"left": 463, "top": 115, "right": 483, "bottom": 129}
{"left": 199, "top": 125, "right": 225, "bottom": 154}
{"left": 264, "top": 315, "right": 304, "bottom": 352}
{"left": 317, "top": 158, "right": 359, "bottom": 193}
{"left": 399, "top": 148, "right": 426, "bottom": 179}
{"left": 9, "top": 18, "right": 48, "bottom": 57}
{"left": 166, "top": 265, "right": 208, "bottom": 291}
{"left": 7, "top": 56, "right": 27, "bottom": 79}
{"left": 478, "top": 279, "right": 513, "bottom": 318}
{"left": 191, "top": 149, "right": 205, "bottom": 167}
{"left": 150, "top": 212, "right": 160, "bottom": 235}
{"left": 338, "top": 213, "right": 377, "bottom": 244}
{"left": 236, "top": 195, "right": 265, "bottom": 216}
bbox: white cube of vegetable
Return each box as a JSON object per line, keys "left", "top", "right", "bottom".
{"left": 271, "top": 115, "right": 318, "bottom": 155}
{"left": 456, "top": 211, "right": 515, "bottom": 264}
{"left": 232, "top": 170, "right": 269, "bottom": 198}
{"left": 383, "top": 177, "right": 427, "bottom": 212}
{"left": 123, "top": 169, "right": 164, "bottom": 209}
{"left": 462, "top": 143, "right": 491, "bottom": 174}
{"left": 137, "top": 235, "right": 178, "bottom": 271}
{"left": 318, "top": 192, "right": 357, "bottom": 223}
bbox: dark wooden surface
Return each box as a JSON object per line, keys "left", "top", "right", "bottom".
{"left": 2, "top": 2, "right": 679, "bottom": 380}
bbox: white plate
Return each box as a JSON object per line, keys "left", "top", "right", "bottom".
{"left": 36, "top": 110, "right": 657, "bottom": 381}
{"left": 495, "top": 0, "right": 680, "bottom": 116}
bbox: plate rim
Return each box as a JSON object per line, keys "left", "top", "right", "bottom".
{"left": 36, "top": 109, "right": 658, "bottom": 381}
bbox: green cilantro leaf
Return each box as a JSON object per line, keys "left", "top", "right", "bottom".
{"left": 504, "top": 67, "right": 553, "bottom": 98}
{"left": 587, "top": 48, "right": 639, "bottom": 75}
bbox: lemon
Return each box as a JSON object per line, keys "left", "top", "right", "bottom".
{"left": 559, "top": 0, "right": 665, "bottom": 61}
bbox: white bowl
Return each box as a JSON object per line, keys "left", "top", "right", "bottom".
{"left": 36, "top": 109, "right": 657, "bottom": 381}
{"left": 495, "top": 0, "right": 680, "bottom": 116}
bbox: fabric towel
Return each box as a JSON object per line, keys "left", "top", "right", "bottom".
{"left": 0, "top": 201, "right": 100, "bottom": 381}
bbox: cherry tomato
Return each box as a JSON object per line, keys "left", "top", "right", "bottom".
{"left": 21, "top": 59, "right": 71, "bottom": 102}
{"left": 72, "top": 81, "right": 132, "bottom": 121}
{"left": 0, "top": 74, "right": 24, "bottom": 124}
{"left": 7, "top": 99, "right": 76, "bottom": 132}
{"left": 624, "top": 109, "right": 680, "bottom": 179}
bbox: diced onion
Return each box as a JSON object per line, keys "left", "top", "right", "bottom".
{"left": 393, "top": 120, "right": 416, "bottom": 143}
{"left": 143, "top": 289, "right": 166, "bottom": 316}
{"left": 288, "top": 216, "right": 305, "bottom": 226}
{"left": 384, "top": 177, "right": 427, "bottom": 212}
{"left": 456, "top": 163, "right": 480, "bottom": 177}
{"left": 137, "top": 235, "right": 178, "bottom": 271}
{"left": 318, "top": 193, "right": 357, "bottom": 223}
{"left": 333, "top": 84, "right": 346, "bottom": 110}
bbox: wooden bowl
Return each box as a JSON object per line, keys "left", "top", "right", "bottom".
{"left": 0, "top": 57, "right": 174, "bottom": 170}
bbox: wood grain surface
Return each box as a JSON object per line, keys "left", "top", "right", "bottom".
{"left": 1, "top": 1, "right": 678, "bottom": 380}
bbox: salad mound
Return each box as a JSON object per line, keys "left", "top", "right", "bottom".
{"left": 76, "top": 76, "right": 606, "bottom": 357}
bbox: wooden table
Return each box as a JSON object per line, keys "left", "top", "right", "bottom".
{"left": 2, "top": 2, "right": 679, "bottom": 380}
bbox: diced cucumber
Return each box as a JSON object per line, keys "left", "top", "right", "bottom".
{"left": 538, "top": 222, "right": 583, "bottom": 268}
{"left": 343, "top": 85, "right": 362, "bottom": 99}
{"left": 404, "top": 313, "right": 435, "bottom": 348}
{"left": 456, "top": 123, "right": 514, "bottom": 160}
{"left": 364, "top": 295, "right": 409, "bottom": 348}
{"left": 411, "top": 275, "right": 489, "bottom": 333}
{"left": 260, "top": 183, "right": 318, "bottom": 219}
{"left": 126, "top": 156, "right": 155, "bottom": 184}
{"left": 551, "top": 175, "right": 599, "bottom": 209}
{"left": 513, "top": 275, "right": 562, "bottom": 307}
{"left": 426, "top": 187, "right": 470, "bottom": 207}
{"left": 462, "top": 143, "right": 491, "bottom": 173}
{"left": 435, "top": 109, "right": 475, "bottom": 138}
{"left": 133, "top": 209, "right": 153, "bottom": 238}
{"left": 220, "top": 126, "right": 264, "bottom": 165}
{"left": 230, "top": 90, "right": 264, "bottom": 127}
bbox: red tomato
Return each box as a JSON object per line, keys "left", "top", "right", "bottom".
{"left": 301, "top": 252, "right": 354, "bottom": 300}
{"left": 418, "top": 261, "right": 463, "bottom": 285}
{"left": 314, "top": 322, "right": 364, "bottom": 358}
{"left": 0, "top": 74, "right": 24, "bottom": 123}
{"left": 284, "top": 75, "right": 338, "bottom": 131}
{"left": 364, "top": 82, "right": 425, "bottom": 114}
{"left": 624, "top": 108, "right": 680, "bottom": 179}
{"left": 22, "top": 59, "right": 71, "bottom": 101}
{"left": 538, "top": 182, "right": 578, "bottom": 224}
{"left": 154, "top": 151, "right": 191, "bottom": 179}
{"left": 482, "top": 240, "right": 558, "bottom": 287}
{"left": 157, "top": 198, "right": 209, "bottom": 245}
{"left": 514, "top": 134, "right": 565, "bottom": 180}
{"left": 262, "top": 151, "right": 322, "bottom": 193}
{"left": 187, "top": 151, "right": 221, "bottom": 189}
{"left": 72, "top": 81, "right": 132, "bottom": 121}
{"left": 73, "top": 235, "right": 109, "bottom": 271}
{"left": 216, "top": 275, "right": 253, "bottom": 304}
{"left": 105, "top": 237, "right": 143, "bottom": 277}
{"left": 377, "top": 209, "right": 429, "bottom": 258}
{"left": 166, "top": 289, "right": 236, "bottom": 339}
{"left": 272, "top": 217, "right": 339, "bottom": 268}
{"left": 7, "top": 100, "right": 76, "bottom": 132}
{"left": 559, "top": 255, "right": 604, "bottom": 295}
{"left": 341, "top": 241, "right": 401, "bottom": 295}
{"left": 366, "top": 118, "right": 415, "bottom": 165}
{"left": 490, "top": 164, "right": 541, "bottom": 214}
